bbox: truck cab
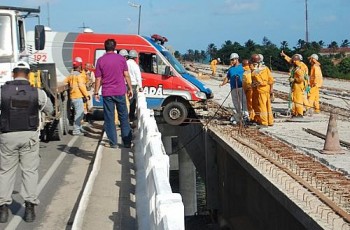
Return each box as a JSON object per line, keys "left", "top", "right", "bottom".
{"left": 0, "top": 6, "right": 34, "bottom": 85}
{"left": 0, "top": 6, "right": 70, "bottom": 141}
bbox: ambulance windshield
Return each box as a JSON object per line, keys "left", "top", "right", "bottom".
{"left": 161, "top": 50, "right": 187, "bottom": 74}
{"left": 0, "top": 15, "right": 13, "bottom": 57}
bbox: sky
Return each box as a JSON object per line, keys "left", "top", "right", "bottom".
{"left": 2, "top": 0, "right": 350, "bottom": 53}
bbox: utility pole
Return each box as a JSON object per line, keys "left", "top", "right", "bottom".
{"left": 305, "top": 0, "right": 309, "bottom": 43}
{"left": 47, "top": 2, "right": 50, "bottom": 27}
{"left": 128, "top": 2, "right": 141, "bottom": 35}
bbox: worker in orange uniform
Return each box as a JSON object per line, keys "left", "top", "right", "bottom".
{"left": 280, "top": 51, "right": 308, "bottom": 117}
{"left": 250, "top": 54, "right": 274, "bottom": 127}
{"left": 64, "top": 61, "right": 90, "bottom": 135}
{"left": 83, "top": 63, "right": 95, "bottom": 118}
{"left": 210, "top": 58, "right": 220, "bottom": 77}
{"left": 242, "top": 59, "right": 254, "bottom": 121}
{"left": 308, "top": 54, "right": 323, "bottom": 114}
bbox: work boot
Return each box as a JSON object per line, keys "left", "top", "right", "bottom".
{"left": 0, "top": 204, "right": 9, "bottom": 223}
{"left": 23, "top": 202, "right": 36, "bottom": 222}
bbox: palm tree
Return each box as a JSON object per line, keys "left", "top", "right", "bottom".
{"left": 222, "top": 40, "right": 232, "bottom": 48}
{"left": 194, "top": 50, "right": 200, "bottom": 62}
{"left": 187, "top": 49, "right": 194, "bottom": 61}
{"left": 200, "top": 50, "right": 207, "bottom": 63}
{"left": 318, "top": 40, "right": 325, "bottom": 48}
{"left": 244, "top": 39, "right": 256, "bottom": 51}
{"left": 296, "top": 39, "right": 306, "bottom": 49}
{"left": 207, "top": 43, "right": 217, "bottom": 60}
{"left": 174, "top": 50, "right": 181, "bottom": 59}
{"left": 262, "top": 36, "right": 272, "bottom": 46}
{"left": 341, "top": 39, "right": 350, "bottom": 48}
{"left": 328, "top": 41, "right": 339, "bottom": 55}
{"left": 280, "top": 41, "right": 289, "bottom": 50}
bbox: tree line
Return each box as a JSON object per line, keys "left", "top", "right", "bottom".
{"left": 174, "top": 37, "right": 350, "bottom": 79}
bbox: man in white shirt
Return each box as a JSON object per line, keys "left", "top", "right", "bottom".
{"left": 127, "top": 50, "right": 142, "bottom": 121}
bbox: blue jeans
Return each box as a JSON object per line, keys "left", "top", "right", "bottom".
{"left": 103, "top": 95, "right": 132, "bottom": 146}
{"left": 72, "top": 98, "right": 84, "bottom": 134}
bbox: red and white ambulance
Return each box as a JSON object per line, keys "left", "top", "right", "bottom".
{"left": 27, "top": 31, "right": 212, "bottom": 125}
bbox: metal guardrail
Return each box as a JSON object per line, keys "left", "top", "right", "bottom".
{"left": 134, "top": 92, "right": 184, "bottom": 230}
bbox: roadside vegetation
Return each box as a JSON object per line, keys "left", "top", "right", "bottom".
{"left": 175, "top": 38, "right": 350, "bottom": 80}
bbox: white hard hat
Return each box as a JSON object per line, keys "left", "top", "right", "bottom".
{"left": 230, "top": 53, "right": 239, "bottom": 60}
{"left": 310, "top": 54, "right": 319, "bottom": 60}
{"left": 13, "top": 61, "right": 30, "bottom": 71}
{"left": 119, "top": 49, "right": 129, "bottom": 57}
{"left": 217, "top": 58, "right": 221, "bottom": 61}
{"left": 74, "top": 57, "right": 83, "bottom": 63}
{"left": 258, "top": 54, "right": 264, "bottom": 62}
{"left": 129, "top": 50, "right": 138, "bottom": 58}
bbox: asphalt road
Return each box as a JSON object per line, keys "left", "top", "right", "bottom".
{"left": 0, "top": 122, "right": 102, "bottom": 230}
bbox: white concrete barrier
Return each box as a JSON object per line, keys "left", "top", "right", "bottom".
{"left": 134, "top": 92, "right": 184, "bottom": 230}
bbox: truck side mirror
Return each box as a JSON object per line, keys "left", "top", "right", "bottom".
{"left": 164, "top": 66, "right": 171, "bottom": 76}
{"left": 35, "top": 25, "right": 45, "bottom": 50}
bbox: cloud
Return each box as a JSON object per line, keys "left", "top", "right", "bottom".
{"left": 321, "top": 15, "right": 337, "bottom": 23}
{"left": 213, "top": 0, "right": 260, "bottom": 15}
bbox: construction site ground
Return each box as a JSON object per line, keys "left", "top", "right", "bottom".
{"left": 188, "top": 63, "right": 350, "bottom": 175}
{"left": 184, "top": 63, "right": 350, "bottom": 228}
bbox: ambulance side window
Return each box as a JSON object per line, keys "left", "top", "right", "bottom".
{"left": 139, "top": 53, "right": 168, "bottom": 75}
{"left": 94, "top": 49, "right": 118, "bottom": 66}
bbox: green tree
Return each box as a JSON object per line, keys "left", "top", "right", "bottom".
{"left": 174, "top": 50, "right": 181, "bottom": 59}
{"left": 207, "top": 43, "right": 217, "bottom": 60}
{"left": 295, "top": 39, "right": 306, "bottom": 50}
{"left": 194, "top": 50, "right": 200, "bottom": 62}
{"left": 319, "top": 56, "right": 338, "bottom": 78}
{"left": 200, "top": 50, "right": 207, "bottom": 63}
{"left": 244, "top": 39, "right": 257, "bottom": 52}
{"left": 318, "top": 40, "right": 325, "bottom": 47}
{"left": 280, "top": 41, "right": 289, "bottom": 50}
{"left": 338, "top": 57, "right": 350, "bottom": 74}
{"left": 340, "top": 39, "right": 350, "bottom": 48}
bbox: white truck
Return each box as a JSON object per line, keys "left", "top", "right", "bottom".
{"left": 0, "top": 5, "right": 70, "bottom": 140}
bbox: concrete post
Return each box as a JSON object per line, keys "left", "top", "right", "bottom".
{"left": 178, "top": 141, "right": 197, "bottom": 216}
{"left": 162, "top": 136, "right": 179, "bottom": 170}
{"left": 205, "top": 129, "right": 219, "bottom": 210}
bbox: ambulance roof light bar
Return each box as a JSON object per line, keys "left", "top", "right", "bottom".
{"left": 151, "top": 34, "right": 168, "bottom": 45}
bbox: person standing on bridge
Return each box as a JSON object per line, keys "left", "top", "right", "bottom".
{"left": 127, "top": 49, "right": 143, "bottom": 122}
{"left": 280, "top": 51, "right": 309, "bottom": 117}
{"left": 307, "top": 54, "right": 323, "bottom": 114}
{"left": 0, "top": 61, "right": 53, "bottom": 223}
{"left": 242, "top": 59, "right": 255, "bottom": 121}
{"left": 210, "top": 57, "right": 220, "bottom": 77}
{"left": 94, "top": 39, "right": 133, "bottom": 148}
{"left": 219, "top": 53, "right": 248, "bottom": 125}
{"left": 250, "top": 54, "right": 274, "bottom": 127}
{"left": 64, "top": 61, "right": 90, "bottom": 136}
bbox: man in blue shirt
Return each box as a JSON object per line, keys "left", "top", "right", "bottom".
{"left": 220, "top": 53, "right": 248, "bottom": 124}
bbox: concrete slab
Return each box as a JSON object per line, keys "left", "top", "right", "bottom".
{"left": 81, "top": 130, "right": 136, "bottom": 230}
{"left": 200, "top": 76, "right": 350, "bottom": 176}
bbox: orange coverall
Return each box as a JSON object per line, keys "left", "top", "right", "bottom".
{"left": 243, "top": 66, "right": 254, "bottom": 120}
{"left": 210, "top": 59, "right": 218, "bottom": 76}
{"left": 251, "top": 65, "right": 274, "bottom": 126}
{"left": 308, "top": 60, "right": 323, "bottom": 113}
{"left": 64, "top": 73, "right": 89, "bottom": 99}
{"left": 283, "top": 56, "right": 308, "bottom": 116}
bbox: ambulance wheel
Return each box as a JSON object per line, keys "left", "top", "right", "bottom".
{"left": 163, "top": 101, "right": 188, "bottom": 125}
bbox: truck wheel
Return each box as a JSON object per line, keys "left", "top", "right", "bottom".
{"left": 163, "top": 101, "right": 188, "bottom": 125}
{"left": 49, "top": 118, "right": 64, "bottom": 141}
{"left": 62, "top": 98, "right": 69, "bottom": 135}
